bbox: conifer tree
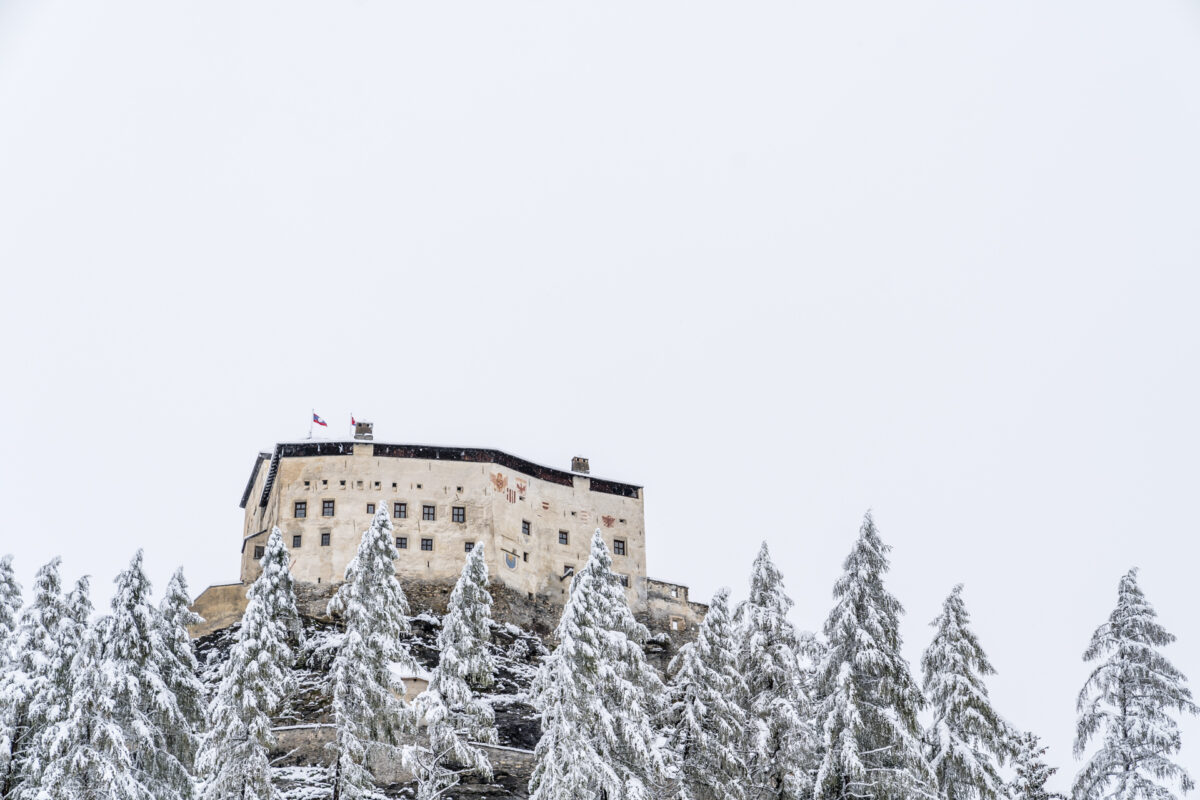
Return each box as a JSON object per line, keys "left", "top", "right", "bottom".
{"left": 667, "top": 587, "right": 749, "bottom": 800}
{"left": 527, "top": 530, "right": 670, "bottom": 800}
{"left": 327, "top": 507, "right": 419, "bottom": 800}
{"left": 198, "top": 528, "right": 299, "bottom": 800}
{"left": 1009, "top": 732, "right": 1066, "bottom": 800}
{"left": 0, "top": 555, "right": 20, "bottom": 652}
{"left": 0, "top": 558, "right": 65, "bottom": 799}
{"left": 1072, "top": 569, "right": 1197, "bottom": 800}
{"left": 921, "top": 584, "right": 1014, "bottom": 800}
{"left": 158, "top": 569, "right": 205, "bottom": 790}
{"left": 106, "top": 550, "right": 194, "bottom": 800}
{"left": 38, "top": 615, "right": 148, "bottom": 800}
{"left": 813, "top": 512, "right": 936, "bottom": 800}
{"left": 737, "top": 543, "right": 814, "bottom": 800}
{"left": 17, "top": 575, "right": 93, "bottom": 798}
{"left": 408, "top": 543, "right": 498, "bottom": 799}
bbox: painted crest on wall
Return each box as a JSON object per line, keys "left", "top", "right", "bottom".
{"left": 491, "top": 473, "right": 508, "bottom": 491}
{"left": 504, "top": 552, "right": 518, "bottom": 569}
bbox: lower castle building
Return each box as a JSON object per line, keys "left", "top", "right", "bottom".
{"left": 191, "top": 424, "right": 705, "bottom": 639}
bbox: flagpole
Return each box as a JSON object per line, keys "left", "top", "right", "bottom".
{"left": 309, "top": 409, "right": 313, "bottom": 440}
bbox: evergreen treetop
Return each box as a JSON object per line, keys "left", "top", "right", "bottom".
{"left": 1073, "top": 568, "right": 1197, "bottom": 800}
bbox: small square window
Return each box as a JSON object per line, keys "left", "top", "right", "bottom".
{"left": 394, "top": 502, "right": 407, "bottom": 519}
{"left": 366, "top": 503, "right": 376, "bottom": 515}
{"left": 456, "top": 486, "right": 463, "bottom": 492}
{"left": 323, "top": 500, "right": 335, "bottom": 517}
{"left": 396, "top": 536, "right": 408, "bottom": 550}
{"left": 670, "top": 617, "right": 684, "bottom": 631}
{"left": 618, "top": 518, "right": 626, "bottom": 524}
{"left": 420, "top": 538, "right": 433, "bottom": 551}
{"left": 563, "top": 564, "right": 575, "bottom": 578}
{"left": 417, "top": 483, "right": 423, "bottom": 489}
{"left": 522, "top": 520, "right": 531, "bottom": 535}
{"left": 322, "top": 479, "right": 328, "bottom": 486}
{"left": 253, "top": 545, "right": 265, "bottom": 560}
{"left": 422, "top": 505, "right": 436, "bottom": 521}
{"left": 558, "top": 530, "right": 569, "bottom": 545}
{"left": 292, "top": 535, "right": 302, "bottom": 548}
{"left": 392, "top": 482, "right": 397, "bottom": 489}
{"left": 464, "top": 542, "right": 474, "bottom": 552}
{"left": 374, "top": 481, "right": 380, "bottom": 489}
{"left": 671, "top": 587, "right": 679, "bottom": 598}
{"left": 523, "top": 552, "right": 529, "bottom": 562}
{"left": 340, "top": 480, "right": 346, "bottom": 487}
{"left": 294, "top": 501, "right": 307, "bottom": 518}
{"left": 619, "top": 574, "right": 629, "bottom": 587}
{"left": 613, "top": 539, "right": 626, "bottom": 556}
{"left": 321, "top": 532, "right": 331, "bottom": 547}
{"left": 452, "top": 506, "right": 466, "bottom": 524}
{"left": 356, "top": 481, "right": 363, "bottom": 489}
{"left": 304, "top": 480, "right": 310, "bottom": 488}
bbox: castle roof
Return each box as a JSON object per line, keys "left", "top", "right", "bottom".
{"left": 241, "top": 441, "right": 642, "bottom": 510}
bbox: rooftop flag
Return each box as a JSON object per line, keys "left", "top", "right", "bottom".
{"left": 313, "top": 413, "right": 328, "bottom": 427}
{"left": 351, "top": 415, "right": 357, "bottom": 426}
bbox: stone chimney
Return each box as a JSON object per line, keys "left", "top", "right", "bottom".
{"left": 571, "top": 456, "right": 590, "bottom": 474}
{"left": 353, "top": 421, "right": 374, "bottom": 441}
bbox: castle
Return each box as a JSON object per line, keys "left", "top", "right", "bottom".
{"left": 191, "top": 422, "right": 705, "bottom": 638}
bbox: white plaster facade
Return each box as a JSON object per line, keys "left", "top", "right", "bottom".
{"left": 237, "top": 440, "right": 662, "bottom": 610}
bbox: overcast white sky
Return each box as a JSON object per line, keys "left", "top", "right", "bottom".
{"left": 2, "top": 0, "right": 1199, "bottom": 786}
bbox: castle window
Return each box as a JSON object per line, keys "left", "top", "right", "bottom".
{"left": 394, "top": 502, "right": 407, "bottom": 519}
{"left": 562, "top": 565, "right": 575, "bottom": 579}
{"left": 619, "top": 574, "right": 629, "bottom": 587}
{"left": 613, "top": 539, "right": 626, "bottom": 556}
{"left": 671, "top": 587, "right": 679, "bottom": 598}
{"left": 464, "top": 542, "right": 474, "bottom": 552}
{"left": 523, "top": 552, "right": 528, "bottom": 562}
{"left": 417, "top": 483, "right": 423, "bottom": 489}
{"left": 253, "top": 546, "right": 264, "bottom": 560}
{"left": 292, "top": 535, "right": 302, "bottom": 548}
{"left": 340, "top": 480, "right": 345, "bottom": 487}
{"left": 322, "top": 500, "right": 335, "bottom": 517}
{"left": 422, "top": 505, "right": 436, "bottom": 521}
{"left": 619, "top": 518, "right": 626, "bottom": 524}
{"left": 374, "top": 481, "right": 380, "bottom": 489}
{"left": 396, "top": 536, "right": 408, "bottom": 550}
{"left": 522, "top": 520, "right": 531, "bottom": 535}
{"left": 456, "top": 486, "right": 463, "bottom": 492}
{"left": 322, "top": 479, "right": 328, "bottom": 487}
{"left": 356, "top": 481, "right": 363, "bottom": 489}
{"left": 294, "top": 501, "right": 307, "bottom": 518}
{"left": 558, "top": 531, "right": 569, "bottom": 545}
{"left": 670, "top": 616, "right": 685, "bottom": 631}
{"left": 304, "top": 481, "right": 310, "bottom": 488}
{"left": 452, "top": 506, "right": 466, "bottom": 524}
{"left": 392, "top": 482, "right": 398, "bottom": 489}
{"left": 366, "top": 503, "right": 376, "bottom": 515}
{"left": 321, "top": 532, "right": 331, "bottom": 546}
{"left": 420, "top": 538, "right": 433, "bottom": 551}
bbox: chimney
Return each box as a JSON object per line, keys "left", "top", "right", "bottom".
{"left": 353, "top": 421, "right": 374, "bottom": 441}
{"left": 571, "top": 456, "right": 590, "bottom": 474}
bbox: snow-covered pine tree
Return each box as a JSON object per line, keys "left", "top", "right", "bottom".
{"left": 736, "top": 543, "right": 814, "bottom": 800}
{"left": 921, "top": 584, "right": 1014, "bottom": 800}
{"left": 0, "top": 558, "right": 65, "bottom": 799}
{"left": 327, "top": 507, "right": 419, "bottom": 800}
{"left": 1072, "top": 568, "right": 1198, "bottom": 800}
{"left": 527, "top": 529, "right": 670, "bottom": 800}
{"left": 16, "top": 575, "right": 94, "bottom": 798}
{"left": 667, "top": 586, "right": 749, "bottom": 800}
{"left": 198, "top": 527, "right": 299, "bottom": 800}
{"left": 0, "top": 555, "right": 20, "bottom": 652}
{"left": 38, "top": 615, "right": 149, "bottom": 800}
{"left": 408, "top": 542, "right": 498, "bottom": 799}
{"left": 813, "top": 512, "right": 936, "bottom": 800}
{"left": 1009, "top": 732, "right": 1066, "bottom": 800}
{"left": 158, "top": 569, "right": 205, "bottom": 790}
{"left": 104, "top": 550, "right": 194, "bottom": 800}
